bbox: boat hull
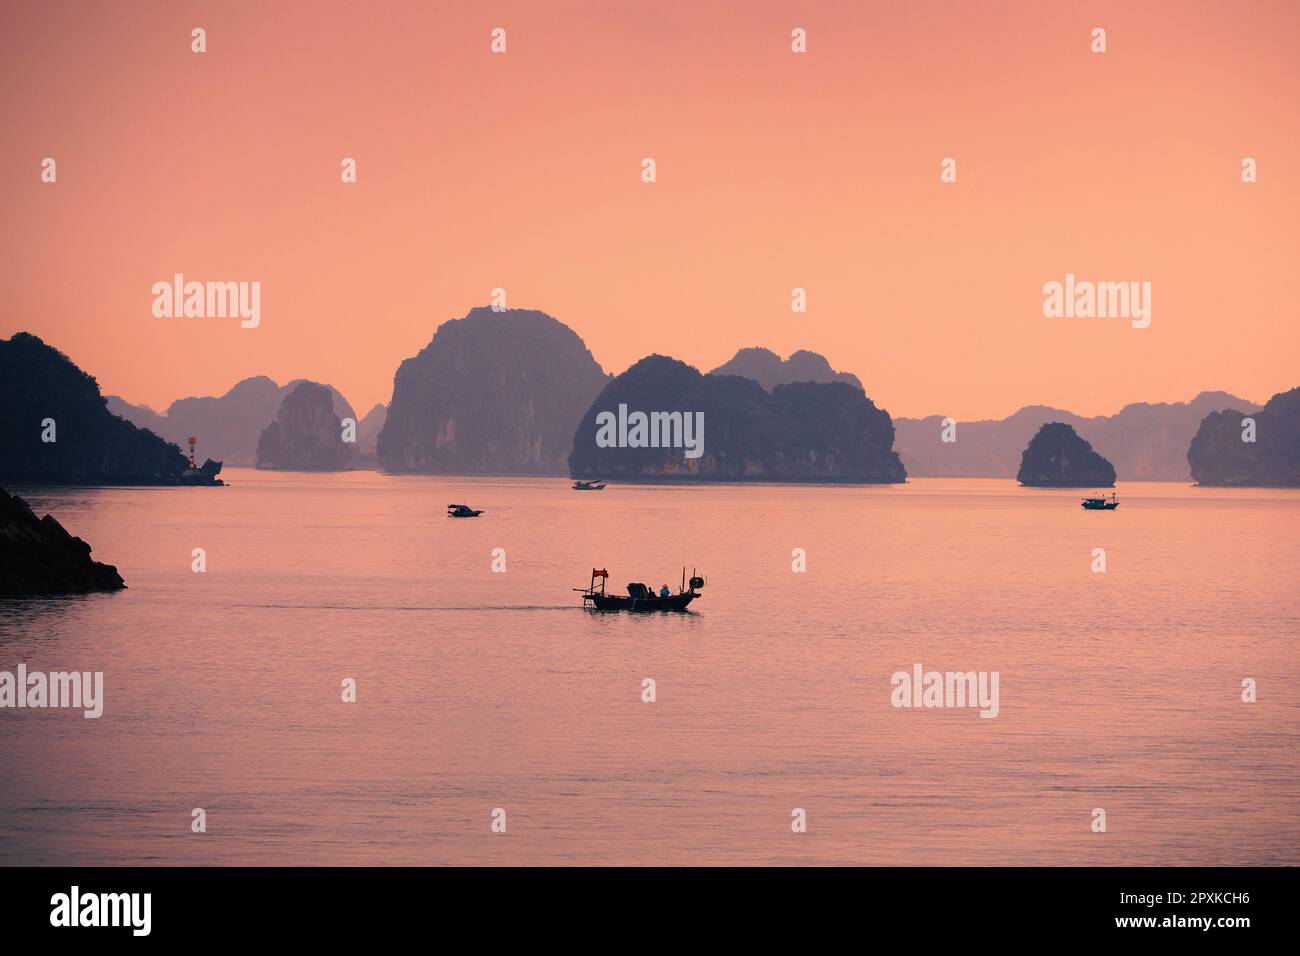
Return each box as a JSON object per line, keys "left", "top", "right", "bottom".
{"left": 587, "top": 592, "right": 698, "bottom": 612}
{"left": 1081, "top": 502, "right": 1118, "bottom": 510}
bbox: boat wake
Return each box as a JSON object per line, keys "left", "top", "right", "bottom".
{"left": 237, "top": 603, "right": 581, "bottom": 613}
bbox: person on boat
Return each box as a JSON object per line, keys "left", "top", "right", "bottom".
{"left": 659, "top": 584, "right": 671, "bottom": 597}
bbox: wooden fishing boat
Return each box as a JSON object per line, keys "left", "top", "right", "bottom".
{"left": 572, "top": 480, "right": 606, "bottom": 491}
{"left": 576, "top": 567, "right": 704, "bottom": 612}
{"left": 447, "top": 503, "right": 483, "bottom": 517}
{"left": 1081, "top": 494, "right": 1119, "bottom": 510}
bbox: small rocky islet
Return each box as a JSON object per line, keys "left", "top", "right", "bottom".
{"left": 1016, "top": 422, "right": 1117, "bottom": 488}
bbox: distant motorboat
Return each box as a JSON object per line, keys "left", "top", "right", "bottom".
{"left": 572, "top": 480, "right": 606, "bottom": 491}
{"left": 576, "top": 567, "right": 704, "bottom": 612}
{"left": 1081, "top": 494, "right": 1119, "bottom": 510}
{"left": 447, "top": 503, "right": 483, "bottom": 517}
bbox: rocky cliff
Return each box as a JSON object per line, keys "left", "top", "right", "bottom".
{"left": 1188, "top": 387, "right": 1300, "bottom": 486}
{"left": 378, "top": 307, "right": 610, "bottom": 474}
{"left": 0, "top": 332, "right": 221, "bottom": 485}
{"left": 0, "top": 486, "right": 126, "bottom": 594}
{"left": 569, "top": 355, "right": 906, "bottom": 482}
{"left": 1017, "top": 422, "right": 1116, "bottom": 487}
{"left": 256, "top": 382, "right": 354, "bottom": 471}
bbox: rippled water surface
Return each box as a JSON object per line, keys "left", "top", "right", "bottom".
{"left": 1, "top": 471, "right": 1296, "bottom": 865}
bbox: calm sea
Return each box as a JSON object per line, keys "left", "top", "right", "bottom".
{"left": 1, "top": 471, "right": 1296, "bottom": 865}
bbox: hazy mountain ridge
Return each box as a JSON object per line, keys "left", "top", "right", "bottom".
{"left": 708, "top": 347, "right": 864, "bottom": 392}
{"left": 108, "top": 377, "right": 356, "bottom": 467}
{"left": 47, "top": 313, "right": 1278, "bottom": 483}
{"left": 895, "top": 391, "right": 1260, "bottom": 481}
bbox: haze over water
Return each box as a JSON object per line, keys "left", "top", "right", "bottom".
{"left": 1, "top": 471, "right": 1296, "bottom": 865}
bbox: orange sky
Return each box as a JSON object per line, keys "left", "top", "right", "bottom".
{"left": 2, "top": 0, "right": 1297, "bottom": 420}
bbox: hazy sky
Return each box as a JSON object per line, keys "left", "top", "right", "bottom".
{"left": 2, "top": 0, "right": 1297, "bottom": 420}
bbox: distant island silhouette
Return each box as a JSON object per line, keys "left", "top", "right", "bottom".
{"left": 378, "top": 307, "right": 610, "bottom": 475}
{"left": 1189, "top": 387, "right": 1300, "bottom": 486}
{"left": 8, "top": 322, "right": 1294, "bottom": 487}
{"left": 256, "top": 381, "right": 355, "bottom": 471}
{"left": 569, "top": 355, "right": 907, "bottom": 483}
{"left": 895, "top": 391, "right": 1260, "bottom": 482}
{"left": 1017, "top": 423, "right": 1116, "bottom": 487}
{"left": 108, "top": 376, "right": 355, "bottom": 468}
{"left": 0, "top": 333, "right": 222, "bottom": 486}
